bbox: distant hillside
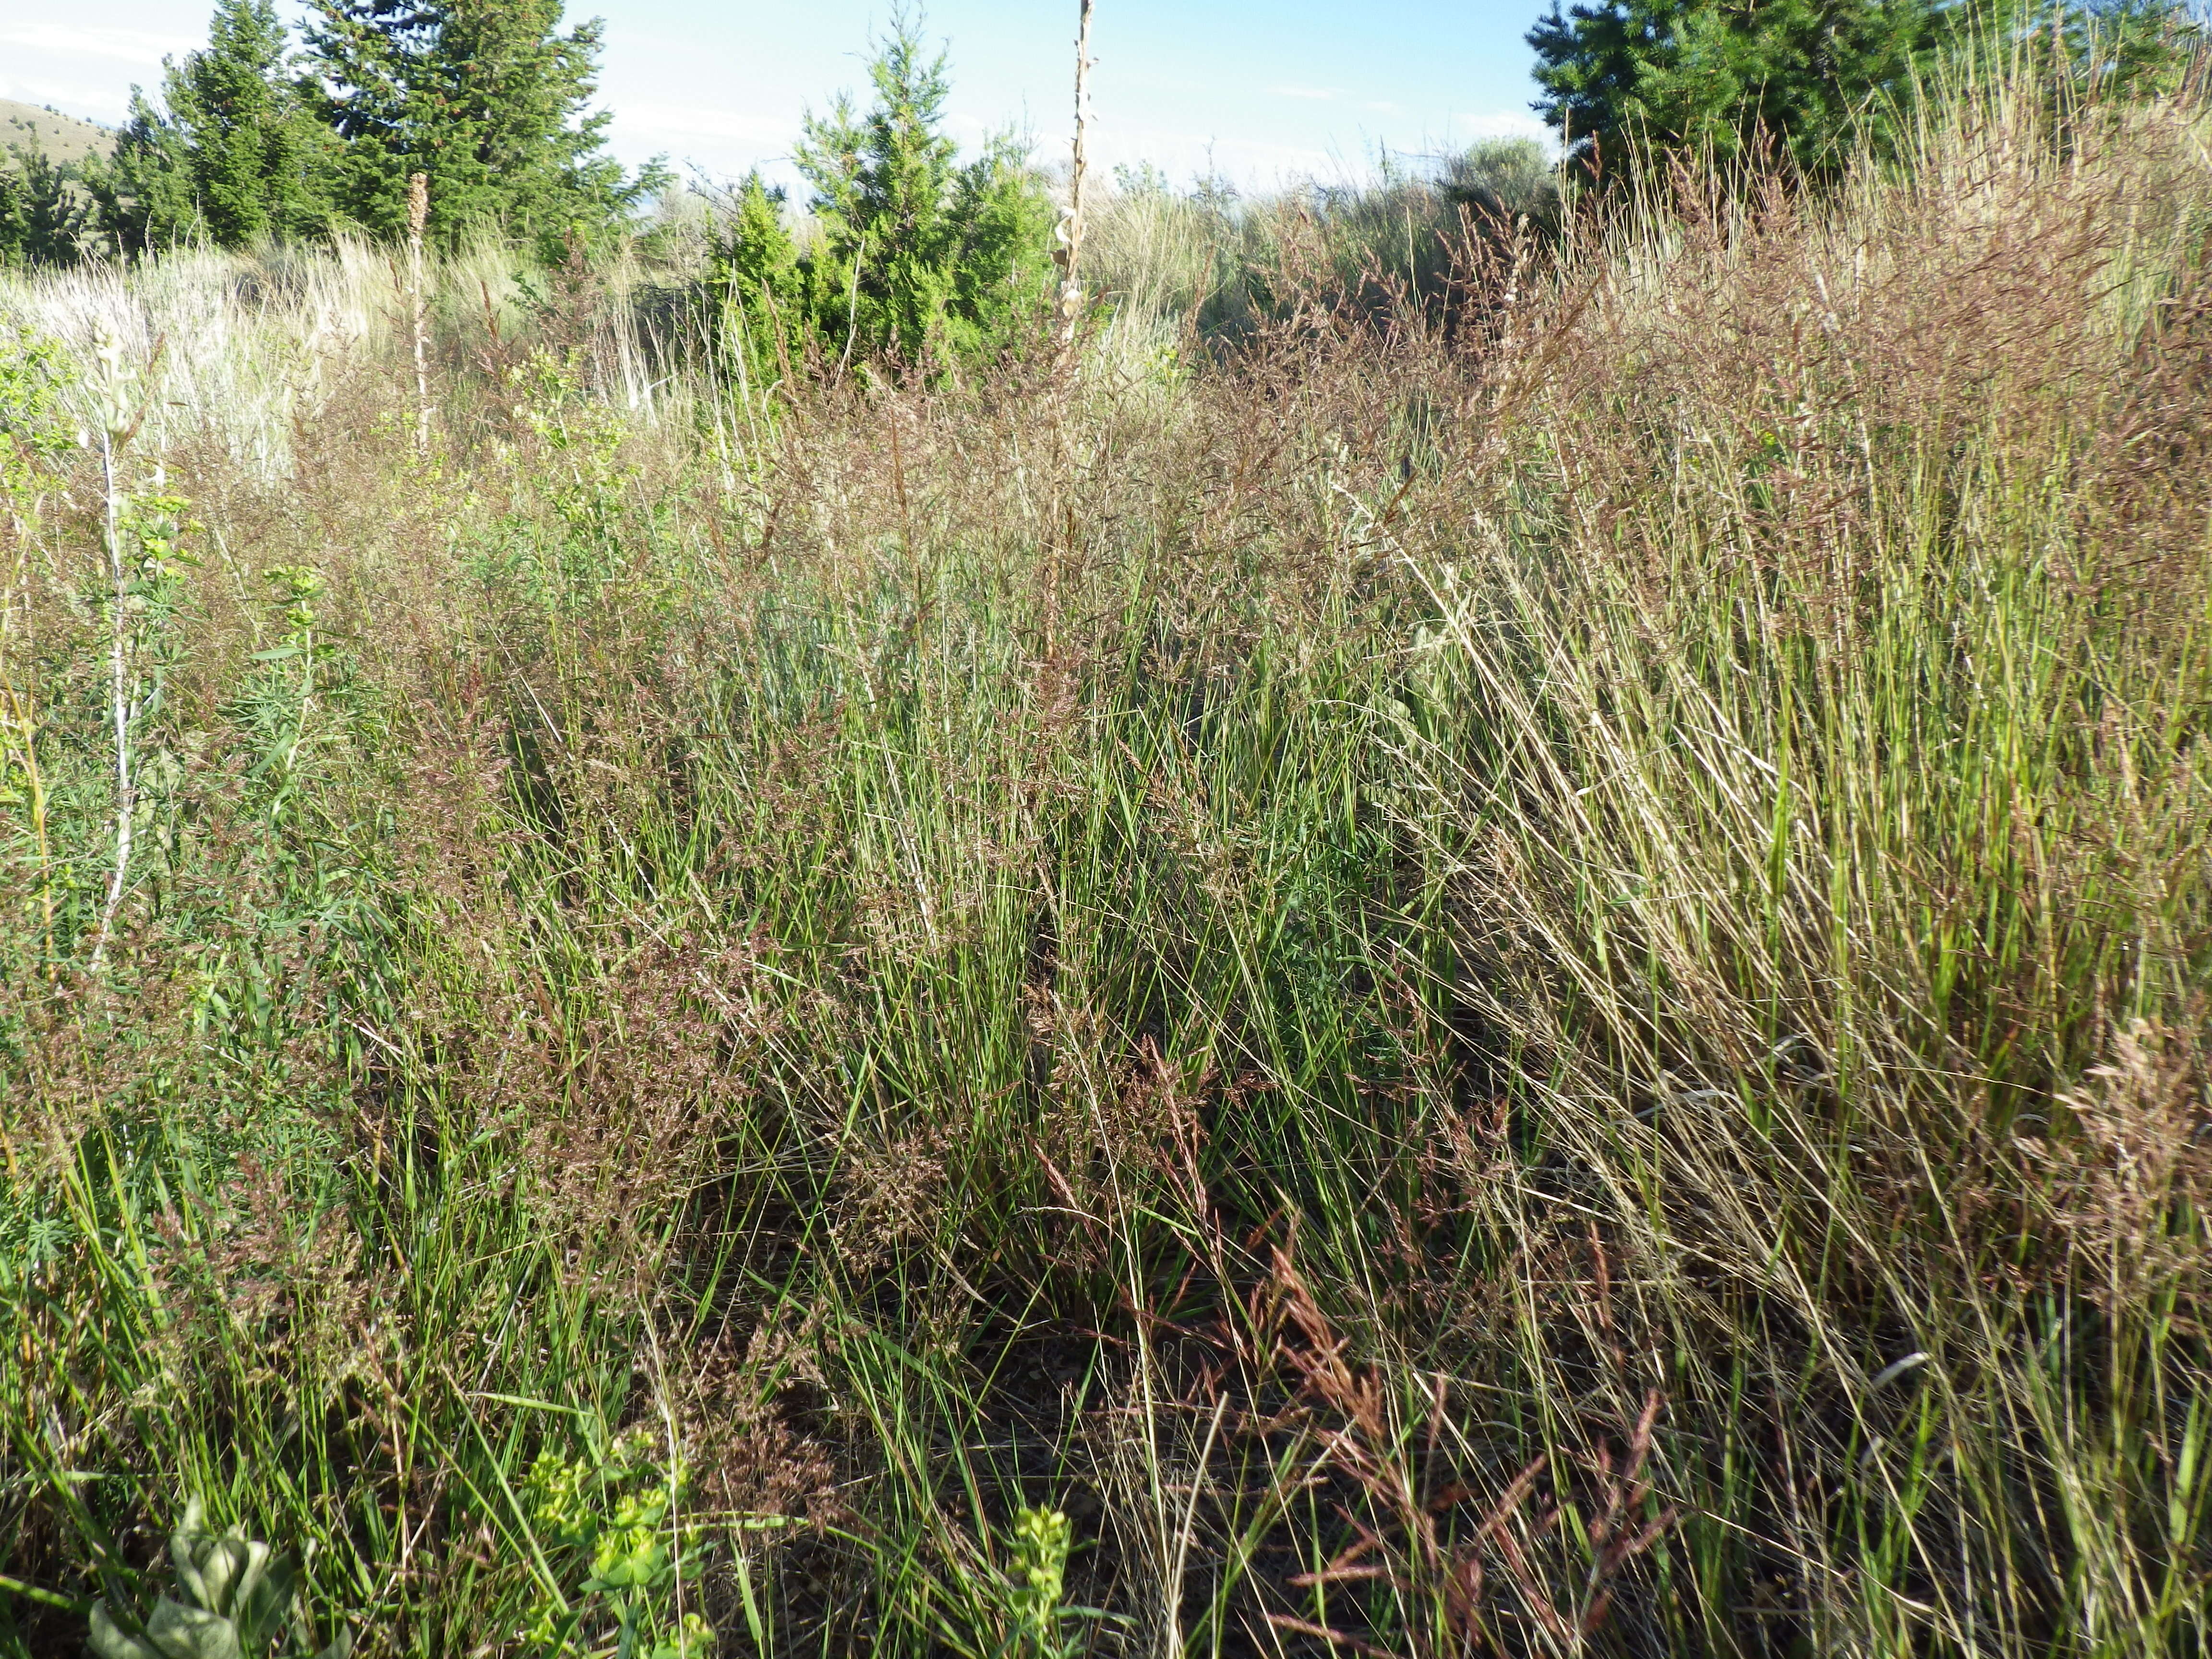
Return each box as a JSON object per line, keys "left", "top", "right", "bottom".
{"left": 0, "top": 99, "right": 113, "bottom": 167}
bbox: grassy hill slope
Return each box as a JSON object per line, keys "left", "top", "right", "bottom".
{"left": 0, "top": 99, "right": 111, "bottom": 167}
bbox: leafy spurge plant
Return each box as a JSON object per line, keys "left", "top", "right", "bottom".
{"left": 0, "top": 324, "right": 77, "bottom": 511}
{"left": 998, "top": 1507, "right": 1079, "bottom": 1659}
{"left": 86, "top": 457, "right": 201, "bottom": 971}
{"left": 522, "top": 1430, "right": 713, "bottom": 1659}
{"left": 254, "top": 564, "right": 327, "bottom": 785}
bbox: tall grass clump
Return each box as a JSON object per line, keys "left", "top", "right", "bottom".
{"left": 1, "top": 51, "right": 2209, "bottom": 1659}
{"left": 1381, "top": 66, "right": 2212, "bottom": 1655}
{"left": 1086, "top": 137, "right": 1560, "bottom": 348}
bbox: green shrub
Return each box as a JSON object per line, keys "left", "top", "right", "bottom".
{"left": 709, "top": 14, "right": 1055, "bottom": 376}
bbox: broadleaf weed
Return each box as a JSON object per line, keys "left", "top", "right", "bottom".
{"left": 520, "top": 1430, "right": 713, "bottom": 1659}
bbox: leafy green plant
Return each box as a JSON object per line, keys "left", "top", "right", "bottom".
{"left": 0, "top": 324, "right": 77, "bottom": 505}
{"left": 88, "top": 480, "right": 199, "bottom": 942}
{"left": 996, "top": 1508, "right": 1078, "bottom": 1659}
{"left": 79, "top": 325, "right": 201, "bottom": 974}
{"left": 252, "top": 563, "right": 325, "bottom": 786}
{"left": 87, "top": 1499, "right": 348, "bottom": 1659}
{"left": 522, "top": 1431, "right": 713, "bottom": 1659}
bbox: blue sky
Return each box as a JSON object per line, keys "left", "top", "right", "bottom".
{"left": 0, "top": 2, "right": 1552, "bottom": 190}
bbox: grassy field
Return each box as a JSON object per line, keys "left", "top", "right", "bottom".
{"left": 3, "top": 68, "right": 2211, "bottom": 1659}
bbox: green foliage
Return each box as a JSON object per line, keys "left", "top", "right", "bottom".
{"left": 87, "top": 481, "right": 204, "bottom": 759}
{"left": 96, "top": 0, "right": 336, "bottom": 252}
{"left": 0, "top": 326, "right": 78, "bottom": 502}
{"left": 713, "top": 175, "right": 801, "bottom": 310}
{"left": 1528, "top": 0, "right": 1957, "bottom": 173}
{"left": 0, "top": 145, "right": 90, "bottom": 268}
{"left": 77, "top": 0, "right": 673, "bottom": 255}
{"left": 86, "top": 1499, "right": 347, "bottom": 1659}
{"left": 2047, "top": 0, "right": 2212, "bottom": 96}
{"left": 301, "top": 0, "right": 668, "bottom": 252}
{"left": 244, "top": 564, "right": 332, "bottom": 795}
{"left": 711, "top": 14, "right": 1056, "bottom": 373}
{"left": 1439, "top": 136, "right": 1561, "bottom": 219}
{"left": 1528, "top": 0, "right": 2210, "bottom": 176}
{"left": 92, "top": 92, "right": 198, "bottom": 253}
{"left": 996, "top": 1509, "right": 1077, "bottom": 1659}
{"left": 261, "top": 565, "right": 324, "bottom": 644}
{"left": 522, "top": 1432, "right": 712, "bottom": 1659}
{"left": 706, "top": 172, "right": 809, "bottom": 386}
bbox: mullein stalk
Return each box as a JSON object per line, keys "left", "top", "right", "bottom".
{"left": 408, "top": 172, "right": 432, "bottom": 453}
{"left": 89, "top": 336, "right": 133, "bottom": 976}
{"left": 1054, "top": 0, "right": 1096, "bottom": 359}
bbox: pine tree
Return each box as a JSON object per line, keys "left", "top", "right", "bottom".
{"left": 1528, "top": 0, "right": 2207, "bottom": 177}
{"left": 0, "top": 146, "right": 89, "bottom": 267}
{"left": 1527, "top": 0, "right": 1952, "bottom": 175}
{"left": 302, "top": 0, "right": 665, "bottom": 251}
{"left": 97, "top": 0, "right": 334, "bottom": 251}
{"left": 96, "top": 90, "right": 198, "bottom": 250}
{"left": 785, "top": 15, "right": 1054, "bottom": 366}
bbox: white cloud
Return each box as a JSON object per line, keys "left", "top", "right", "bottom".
{"left": 1451, "top": 108, "right": 1554, "bottom": 147}
{"left": 1269, "top": 85, "right": 1339, "bottom": 102}
{"left": 615, "top": 103, "right": 793, "bottom": 146}
{"left": 0, "top": 75, "right": 133, "bottom": 120}
{"left": 0, "top": 23, "right": 192, "bottom": 67}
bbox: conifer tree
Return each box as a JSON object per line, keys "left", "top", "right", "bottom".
{"left": 1528, "top": 0, "right": 1950, "bottom": 175}
{"left": 98, "top": 91, "right": 197, "bottom": 250}
{"left": 98, "top": 0, "right": 334, "bottom": 251}
{"left": 709, "top": 172, "right": 809, "bottom": 379}
{"left": 717, "top": 174, "right": 802, "bottom": 308}
{"left": 302, "top": 0, "right": 665, "bottom": 251}
{"left": 777, "top": 14, "right": 1054, "bottom": 365}
{"left": 1528, "top": 0, "right": 2207, "bottom": 177}
{"left": 0, "top": 146, "right": 88, "bottom": 267}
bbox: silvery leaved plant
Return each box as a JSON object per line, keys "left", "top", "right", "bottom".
{"left": 87, "top": 1498, "right": 348, "bottom": 1659}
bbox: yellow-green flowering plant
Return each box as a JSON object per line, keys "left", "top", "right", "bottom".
{"left": 521, "top": 1430, "right": 713, "bottom": 1659}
